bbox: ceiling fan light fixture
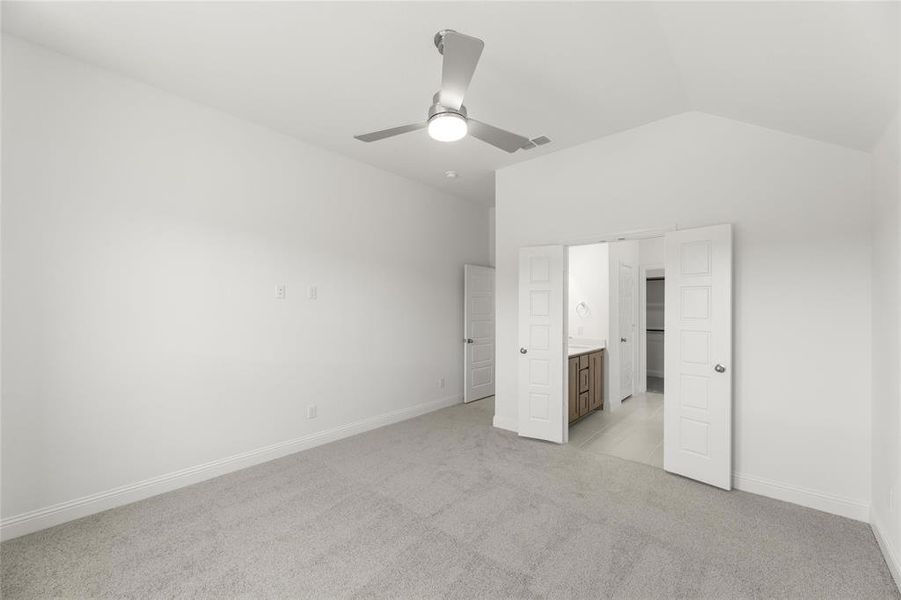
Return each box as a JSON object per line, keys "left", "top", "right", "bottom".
{"left": 428, "top": 112, "right": 467, "bottom": 142}
{"left": 354, "top": 31, "right": 547, "bottom": 154}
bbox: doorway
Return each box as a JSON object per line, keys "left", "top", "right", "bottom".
{"left": 645, "top": 274, "right": 665, "bottom": 394}
{"left": 565, "top": 238, "right": 664, "bottom": 469}
{"left": 516, "top": 224, "right": 733, "bottom": 490}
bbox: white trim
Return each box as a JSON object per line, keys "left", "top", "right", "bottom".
{"left": 492, "top": 414, "right": 518, "bottom": 432}
{"left": 541, "top": 225, "right": 677, "bottom": 248}
{"left": 733, "top": 472, "right": 869, "bottom": 521}
{"left": 871, "top": 509, "right": 901, "bottom": 591}
{"left": 0, "top": 394, "right": 462, "bottom": 541}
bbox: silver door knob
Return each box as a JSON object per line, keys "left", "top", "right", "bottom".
{"left": 714, "top": 364, "right": 726, "bottom": 373}
{"left": 520, "top": 347, "right": 528, "bottom": 354}
{"left": 620, "top": 337, "right": 627, "bottom": 343}
{"left": 465, "top": 338, "right": 474, "bottom": 344}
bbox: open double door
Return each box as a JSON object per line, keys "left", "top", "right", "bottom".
{"left": 517, "top": 225, "right": 733, "bottom": 490}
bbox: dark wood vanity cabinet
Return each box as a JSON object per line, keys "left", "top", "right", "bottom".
{"left": 568, "top": 349, "right": 605, "bottom": 424}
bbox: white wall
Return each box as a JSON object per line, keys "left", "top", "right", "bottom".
{"left": 567, "top": 243, "right": 608, "bottom": 344}
{"left": 489, "top": 206, "right": 496, "bottom": 267}
{"left": 1, "top": 37, "right": 488, "bottom": 530}
{"left": 639, "top": 236, "right": 664, "bottom": 266}
{"left": 495, "top": 112, "right": 873, "bottom": 519}
{"left": 870, "top": 110, "right": 901, "bottom": 581}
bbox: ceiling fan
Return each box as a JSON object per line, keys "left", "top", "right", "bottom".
{"left": 353, "top": 30, "right": 550, "bottom": 153}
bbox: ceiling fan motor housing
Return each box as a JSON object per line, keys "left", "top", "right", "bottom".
{"left": 428, "top": 92, "right": 467, "bottom": 122}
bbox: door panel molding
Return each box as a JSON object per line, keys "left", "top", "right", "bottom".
{"left": 464, "top": 264, "right": 495, "bottom": 403}
{"left": 663, "top": 224, "right": 733, "bottom": 490}
{"left": 518, "top": 245, "right": 565, "bottom": 443}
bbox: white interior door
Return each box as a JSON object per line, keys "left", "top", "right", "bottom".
{"left": 619, "top": 263, "right": 635, "bottom": 400}
{"left": 608, "top": 240, "right": 639, "bottom": 409}
{"left": 517, "top": 245, "right": 565, "bottom": 443}
{"left": 464, "top": 265, "right": 495, "bottom": 403}
{"left": 664, "top": 224, "right": 733, "bottom": 490}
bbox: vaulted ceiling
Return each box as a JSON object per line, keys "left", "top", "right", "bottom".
{"left": 3, "top": 2, "right": 898, "bottom": 204}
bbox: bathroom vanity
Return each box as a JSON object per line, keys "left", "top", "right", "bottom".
{"left": 567, "top": 346, "right": 605, "bottom": 424}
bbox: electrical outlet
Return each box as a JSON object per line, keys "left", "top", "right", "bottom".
{"left": 307, "top": 405, "right": 317, "bottom": 419}
{"left": 308, "top": 285, "right": 318, "bottom": 300}
{"left": 275, "top": 284, "right": 286, "bottom": 300}
{"left": 438, "top": 377, "right": 446, "bottom": 389}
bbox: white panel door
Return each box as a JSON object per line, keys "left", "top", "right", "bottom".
{"left": 619, "top": 262, "right": 635, "bottom": 400}
{"left": 664, "top": 225, "right": 733, "bottom": 490}
{"left": 464, "top": 265, "right": 495, "bottom": 403}
{"left": 608, "top": 240, "right": 639, "bottom": 409}
{"left": 517, "top": 245, "right": 565, "bottom": 443}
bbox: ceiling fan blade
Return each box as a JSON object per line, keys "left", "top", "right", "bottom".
{"left": 468, "top": 119, "right": 531, "bottom": 153}
{"left": 439, "top": 31, "right": 484, "bottom": 110}
{"left": 354, "top": 122, "right": 426, "bottom": 142}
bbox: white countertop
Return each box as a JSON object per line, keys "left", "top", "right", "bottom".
{"left": 567, "top": 344, "right": 605, "bottom": 357}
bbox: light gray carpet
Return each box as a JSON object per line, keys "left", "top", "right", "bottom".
{"left": 2, "top": 398, "right": 898, "bottom": 599}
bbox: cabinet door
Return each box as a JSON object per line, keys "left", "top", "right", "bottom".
{"left": 568, "top": 358, "right": 579, "bottom": 422}
{"left": 579, "top": 392, "right": 590, "bottom": 416}
{"left": 591, "top": 351, "right": 604, "bottom": 410}
{"left": 587, "top": 353, "right": 595, "bottom": 410}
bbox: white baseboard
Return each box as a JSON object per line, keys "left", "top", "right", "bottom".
{"left": 492, "top": 414, "right": 518, "bottom": 432}
{"left": 485, "top": 426, "right": 869, "bottom": 522}
{"left": 733, "top": 472, "right": 869, "bottom": 522}
{"left": 871, "top": 509, "right": 901, "bottom": 591}
{"left": 0, "top": 394, "right": 462, "bottom": 541}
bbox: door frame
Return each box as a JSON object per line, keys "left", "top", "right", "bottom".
{"left": 520, "top": 226, "right": 674, "bottom": 446}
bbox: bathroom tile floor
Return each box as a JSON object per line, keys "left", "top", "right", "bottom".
{"left": 569, "top": 390, "right": 664, "bottom": 468}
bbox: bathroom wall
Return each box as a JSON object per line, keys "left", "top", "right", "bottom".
{"left": 567, "top": 243, "right": 609, "bottom": 345}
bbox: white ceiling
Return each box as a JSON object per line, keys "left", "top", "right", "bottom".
{"left": 3, "top": 2, "right": 898, "bottom": 204}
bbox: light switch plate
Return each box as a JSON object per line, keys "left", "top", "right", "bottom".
{"left": 308, "top": 285, "right": 318, "bottom": 300}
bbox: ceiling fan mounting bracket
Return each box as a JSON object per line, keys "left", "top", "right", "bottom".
{"left": 433, "top": 29, "right": 456, "bottom": 55}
